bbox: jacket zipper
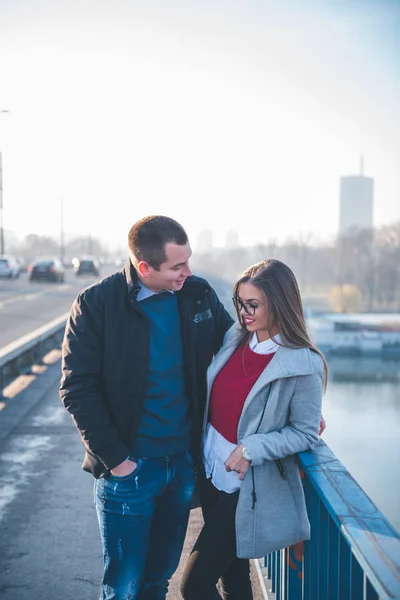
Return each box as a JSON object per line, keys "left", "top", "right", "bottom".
{"left": 246, "top": 385, "right": 272, "bottom": 509}
{"left": 251, "top": 466, "right": 257, "bottom": 509}
{"left": 276, "top": 459, "right": 287, "bottom": 479}
{"left": 178, "top": 286, "right": 209, "bottom": 471}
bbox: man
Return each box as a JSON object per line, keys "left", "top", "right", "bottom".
{"left": 60, "top": 215, "right": 233, "bottom": 600}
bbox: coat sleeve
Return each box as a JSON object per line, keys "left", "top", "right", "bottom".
{"left": 240, "top": 368, "right": 323, "bottom": 466}
{"left": 59, "top": 290, "right": 130, "bottom": 471}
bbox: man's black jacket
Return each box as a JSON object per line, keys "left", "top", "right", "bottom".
{"left": 60, "top": 261, "right": 233, "bottom": 478}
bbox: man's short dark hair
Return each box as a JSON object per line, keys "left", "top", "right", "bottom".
{"left": 128, "top": 216, "right": 189, "bottom": 270}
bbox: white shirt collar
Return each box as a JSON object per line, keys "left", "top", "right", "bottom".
{"left": 249, "top": 332, "right": 282, "bottom": 354}
{"left": 136, "top": 280, "right": 175, "bottom": 302}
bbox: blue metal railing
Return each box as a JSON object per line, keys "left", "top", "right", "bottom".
{"left": 256, "top": 441, "right": 400, "bottom": 599}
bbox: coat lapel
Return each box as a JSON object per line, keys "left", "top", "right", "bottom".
{"left": 206, "top": 324, "right": 316, "bottom": 426}
{"left": 238, "top": 344, "right": 315, "bottom": 422}
{"left": 247, "top": 344, "right": 314, "bottom": 393}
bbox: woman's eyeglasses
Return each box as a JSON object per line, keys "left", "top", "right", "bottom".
{"left": 232, "top": 296, "right": 263, "bottom": 316}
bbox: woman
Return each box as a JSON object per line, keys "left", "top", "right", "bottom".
{"left": 181, "top": 259, "right": 327, "bottom": 600}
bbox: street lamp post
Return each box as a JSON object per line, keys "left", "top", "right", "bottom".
{"left": 60, "top": 194, "right": 65, "bottom": 264}
{"left": 0, "top": 109, "right": 10, "bottom": 255}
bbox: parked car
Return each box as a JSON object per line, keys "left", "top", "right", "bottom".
{"left": 74, "top": 256, "right": 100, "bottom": 277}
{"left": 28, "top": 258, "right": 65, "bottom": 282}
{"left": 0, "top": 255, "right": 21, "bottom": 278}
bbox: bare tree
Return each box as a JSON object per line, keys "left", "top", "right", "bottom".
{"left": 374, "top": 221, "right": 400, "bottom": 309}
{"left": 21, "top": 234, "right": 59, "bottom": 263}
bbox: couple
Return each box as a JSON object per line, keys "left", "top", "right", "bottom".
{"left": 60, "top": 215, "right": 327, "bottom": 600}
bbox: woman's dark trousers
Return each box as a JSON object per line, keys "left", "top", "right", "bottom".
{"left": 181, "top": 474, "right": 253, "bottom": 600}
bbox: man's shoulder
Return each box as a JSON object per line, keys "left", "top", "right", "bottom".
{"left": 182, "top": 275, "right": 223, "bottom": 303}
{"left": 78, "top": 270, "right": 126, "bottom": 302}
{"left": 184, "top": 274, "right": 212, "bottom": 291}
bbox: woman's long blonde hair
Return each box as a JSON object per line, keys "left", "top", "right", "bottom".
{"left": 233, "top": 259, "right": 328, "bottom": 390}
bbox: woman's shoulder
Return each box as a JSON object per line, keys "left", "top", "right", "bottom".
{"left": 222, "top": 321, "right": 242, "bottom": 343}
{"left": 214, "top": 322, "right": 242, "bottom": 356}
{"left": 278, "top": 344, "right": 324, "bottom": 378}
{"left": 304, "top": 348, "right": 325, "bottom": 378}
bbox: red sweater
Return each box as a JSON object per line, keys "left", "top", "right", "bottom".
{"left": 209, "top": 344, "right": 275, "bottom": 444}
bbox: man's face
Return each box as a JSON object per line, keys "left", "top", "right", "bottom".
{"left": 140, "top": 242, "right": 192, "bottom": 292}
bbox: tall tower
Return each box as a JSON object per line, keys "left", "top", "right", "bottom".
{"left": 339, "top": 158, "right": 374, "bottom": 236}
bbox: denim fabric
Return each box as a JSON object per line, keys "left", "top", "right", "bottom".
{"left": 94, "top": 450, "right": 196, "bottom": 600}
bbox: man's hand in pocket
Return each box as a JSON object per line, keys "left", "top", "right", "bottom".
{"left": 110, "top": 458, "right": 137, "bottom": 477}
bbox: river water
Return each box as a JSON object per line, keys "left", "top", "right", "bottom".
{"left": 321, "top": 356, "right": 400, "bottom": 532}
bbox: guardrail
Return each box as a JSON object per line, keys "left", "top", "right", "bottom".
{"left": 2, "top": 317, "right": 400, "bottom": 599}
{"left": 256, "top": 440, "right": 400, "bottom": 599}
{"left": 0, "top": 313, "right": 68, "bottom": 397}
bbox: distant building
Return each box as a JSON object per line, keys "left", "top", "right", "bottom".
{"left": 225, "top": 230, "right": 240, "bottom": 249}
{"left": 339, "top": 158, "right": 374, "bottom": 236}
{"left": 196, "top": 229, "right": 214, "bottom": 252}
{"left": 307, "top": 313, "right": 400, "bottom": 359}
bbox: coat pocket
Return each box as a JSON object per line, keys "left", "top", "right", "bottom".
{"left": 236, "top": 461, "right": 304, "bottom": 559}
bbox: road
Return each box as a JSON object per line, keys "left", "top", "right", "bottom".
{"left": 0, "top": 353, "right": 263, "bottom": 600}
{"left": 0, "top": 360, "right": 184, "bottom": 599}
{"left": 0, "top": 267, "right": 118, "bottom": 349}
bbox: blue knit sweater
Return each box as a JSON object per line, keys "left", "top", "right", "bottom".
{"left": 131, "top": 292, "right": 191, "bottom": 457}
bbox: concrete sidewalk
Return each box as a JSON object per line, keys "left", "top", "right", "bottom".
{"left": 0, "top": 363, "right": 264, "bottom": 599}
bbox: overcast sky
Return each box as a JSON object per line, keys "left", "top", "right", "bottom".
{"left": 0, "top": 0, "right": 399, "bottom": 249}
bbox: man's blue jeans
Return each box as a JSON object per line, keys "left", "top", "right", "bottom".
{"left": 94, "top": 450, "right": 196, "bottom": 600}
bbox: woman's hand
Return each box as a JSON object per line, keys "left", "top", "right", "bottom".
{"left": 224, "top": 445, "right": 251, "bottom": 481}
{"left": 319, "top": 414, "right": 326, "bottom": 436}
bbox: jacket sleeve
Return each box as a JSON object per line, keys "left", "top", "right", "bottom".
{"left": 59, "top": 290, "right": 130, "bottom": 470}
{"left": 240, "top": 368, "right": 323, "bottom": 466}
{"left": 209, "top": 287, "right": 234, "bottom": 354}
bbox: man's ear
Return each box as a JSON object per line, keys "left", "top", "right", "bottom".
{"left": 137, "top": 260, "right": 151, "bottom": 279}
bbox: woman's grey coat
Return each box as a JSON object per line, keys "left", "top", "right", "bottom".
{"left": 204, "top": 323, "right": 324, "bottom": 559}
